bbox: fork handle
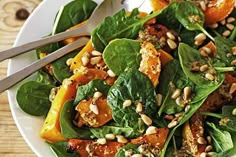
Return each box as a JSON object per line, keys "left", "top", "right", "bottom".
{"left": 0, "top": 24, "right": 89, "bottom": 62}
{"left": 0, "top": 37, "right": 89, "bottom": 93}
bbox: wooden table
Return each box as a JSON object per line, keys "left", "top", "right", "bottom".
{"left": 0, "top": 0, "right": 42, "bottom": 156}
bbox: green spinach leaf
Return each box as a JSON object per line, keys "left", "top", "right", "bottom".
{"left": 74, "top": 79, "right": 110, "bottom": 105}
{"left": 221, "top": 105, "right": 236, "bottom": 133}
{"left": 103, "top": 39, "right": 141, "bottom": 75}
{"left": 36, "top": 70, "right": 57, "bottom": 85}
{"left": 115, "top": 144, "right": 140, "bottom": 157}
{"left": 107, "top": 68, "right": 157, "bottom": 133}
{"left": 16, "top": 81, "right": 54, "bottom": 116}
{"left": 60, "top": 100, "right": 94, "bottom": 139}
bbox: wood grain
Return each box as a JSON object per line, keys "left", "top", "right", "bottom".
{"left": 0, "top": 0, "right": 42, "bottom": 156}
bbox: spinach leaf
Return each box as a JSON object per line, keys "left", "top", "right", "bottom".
{"left": 52, "top": 0, "right": 97, "bottom": 34}
{"left": 221, "top": 105, "right": 236, "bottom": 133}
{"left": 90, "top": 125, "right": 139, "bottom": 139}
{"left": 206, "top": 122, "right": 234, "bottom": 155}
{"left": 74, "top": 79, "right": 110, "bottom": 105}
{"left": 47, "top": 141, "right": 80, "bottom": 157}
{"left": 103, "top": 39, "right": 141, "bottom": 75}
{"left": 60, "top": 100, "right": 94, "bottom": 139}
{"left": 36, "top": 70, "right": 57, "bottom": 85}
{"left": 107, "top": 68, "right": 157, "bottom": 133}
{"left": 16, "top": 81, "right": 54, "bottom": 116}
{"left": 115, "top": 144, "right": 140, "bottom": 157}
{"left": 91, "top": 8, "right": 161, "bottom": 51}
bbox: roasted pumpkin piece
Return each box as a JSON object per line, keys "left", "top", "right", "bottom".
{"left": 139, "top": 41, "right": 161, "bottom": 87}
{"left": 150, "top": 0, "right": 168, "bottom": 12}
{"left": 75, "top": 97, "right": 112, "bottom": 127}
{"left": 68, "top": 139, "right": 124, "bottom": 157}
{"left": 40, "top": 69, "right": 108, "bottom": 142}
{"left": 158, "top": 49, "right": 173, "bottom": 66}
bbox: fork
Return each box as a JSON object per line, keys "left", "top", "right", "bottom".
{"left": 0, "top": 0, "right": 125, "bottom": 93}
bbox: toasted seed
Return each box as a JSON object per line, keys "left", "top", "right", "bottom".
{"left": 226, "top": 23, "right": 235, "bottom": 30}
{"left": 136, "top": 102, "right": 143, "bottom": 113}
{"left": 164, "top": 114, "right": 174, "bottom": 120}
{"left": 66, "top": 58, "right": 73, "bottom": 66}
{"left": 176, "top": 97, "right": 185, "bottom": 107}
{"left": 168, "top": 120, "right": 178, "bottom": 128}
{"left": 229, "top": 83, "right": 236, "bottom": 95}
{"left": 227, "top": 53, "right": 233, "bottom": 58}
{"left": 202, "top": 46, "right": 212, "bottom": 54}
{"left": 222, "top": 30, "right": 231, "bottom": 37}
{"left": 83, "top": 52, "right": 90, "bottom": 58}
{"left": 166, "top": 32, "right": 176, "bottom": 40}
{"left": 231, "top": 46, "right": 236, "bottom": 55}
{"left": 131, "top": 154, "right": 143, "bottom": 157}
{"left": 207, "top": 152, "right": 217, "bottom": 156}
{"left": 231, "top": 59, "right": 236, "bottom": 66}
{"left": 125, "top": 150, "right": 133, "bottom": 156}
{"left": 81, "top": 56, "right": 90, "bottom": 66}
{"left": 116, "top": 135, "right": 128, "bottom": 143}
{"left": 145, "top": 126, "right": 157, "bottom": 135}
{"left": 140, "top": 114, "right": 152, "bottom": 126}
{"left": 195, "top": 33, "right": 206, "bottom": 42}
{"left": 90, "top": 103, "right": 99, "bottom": 115}
{"left": 184, "top": 105, "right": 191, "bottom": 113}
{"left": 175, "top": 112, "right": 184, "bottom": 118}
{"left": 90, "top": 56, "right": 102, "bottom": 65}
{"left": 157, "top": 94, "right": 162, "bottom": 106}
{"left": 191, "top": 65, "right": 200, "bottom": 72}
{"left": 199, "top": 1, "right": 206, "bottom": 11}
{"left": 91, "top": 50, "right": 102, "bottom": 56}
{"left": 197, "top": 137, "right": 207, "bottom": 144}
{"left": 93, "top": 91, "right": 103, "bottom": 100}
{"left": 200, "top": 64, "right": 209, "bottom": 72}
{"left": 183, "top": 86, "right": 192, "bottom": 100}
{"left": 205, "top": 145, "right": 213, "bottom": 152}
{"left": 178, "top": 36, "right": 181, "bottom": 42}
{"left": 208, "top": 23, "right": 218, "bottom": 29}
{"left": 227, "top": 17, "right": 235, "bottom": 23}
{"left": 167, "top": 39, "right": 177, "bottom": 49}
{"left": 171, "top": 88, "right": 182, "bottom": 99}
{"left": 232, "top": 108, "right": 236, "bottom": 116}
{"left": 159, "top": 36, "right": 166, "bottom": 46}
{"left": 205, "top": 73, "right": 215, "bottom": 81}
{"left": 105, "top": 134, "right": 116, "bottom": 140}
{"left": 107, "top": 69, "right": 116, "bottom": 77}
{"left": 207, "top": 136, "right": 212, "bottom": 144}
{"left": 200, "top": 152, "right": 207, "bottom": 157}
{"left": 97, "top": 138, "right": 107, "bottom": 145}
{"left": 220, "top": 19, "right": 226, "bottom": 25}
{"left": 199, "top": 49, "right": 208, "bottom": 57}
{"left": 208, "top": 67, "right": 216, "bottom": 75}
{"left": 62, "top": 79, "right": 73, "bottom": 88}
{"left": 123, "top": 99, "right": 132, "bottom": 108}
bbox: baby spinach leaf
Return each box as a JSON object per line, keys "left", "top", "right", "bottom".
{"left": 16, "top": 81, "right": 54, "bottom": 116}
{"left": 74, "top": 79, "right": 110, "bottom": 105}
{"left": 60, "top": 100, "right": 94, "bottom": 139}
{"left": 115, "top": 144, "right": 140, "bottom": 157}
{"left": 206, "top": 122, "right": 234, "bottom": 155}
{"left": 108, "top": 68, "right": 157, "bottom": 133}
{"left": 36, "top": 70, "right": 57, "bottom": 86}
{"left": 103, "top": 39, "right": 141, "bottom": 75}
{"left": 221, "top": 105, "right": 236, "bottom": 133}
{"left": 91, "top": 8, "right": 161, "bottom": 51}
{"left": 47, "top": 141, "right": 80, "bottom": 157}
{"left": 90, "top": 124, "right": 141, "bottom": 139}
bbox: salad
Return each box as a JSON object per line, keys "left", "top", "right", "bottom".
{"left": 15, "top": 0, "right": 236, "bottom": 156}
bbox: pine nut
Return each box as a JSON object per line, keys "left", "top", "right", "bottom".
{"left": 231, "top": 59, "right": 236, "bottom": 66}
{"left": 191, "top": 65, "right": 200, "bottom": 72}
{"left": 207, "top": 136, "right": 212, "bottom": 144}
{"left": 125, "top": 150, "right": 133, "bottom": 156}
{"left": 227, "top": 53, "right": 233, "bottom": 58}
{"left": 175, "top": 97, "right": 185, "bottom": 107}
{"left": 123, "top": 99, "right": 132, "bottom": 108}
{"left": 97, "top": 138, "right": 106, "bottom": 145}
{"left": 185, "top": 105, "right": 191, "bottom": 113}
{"left": 93, "top": 91, "right": 103, "bottom": 100}
{"left": 195, "top": 33, "right": 206, "bottom": 42}
{"left": 197, "top": 137, "right": 207, "bottom": 144}
{"left": 91, "top": 50, "right": 102, "bottom": 56}
{"left": 199, "top": 49, "right": 208, "bottom": 57}
{"left": 157, "top": 94, "right": 162, "bottom": 106}
{"left": 231, "top": 46, "right": 236, "bottom": 55}
{"left": 90, "top": 56, "right": 102, "bottom": 65}
{"left": 195, "top": 40, "right": 204, "bottom": 46}
{"left": 227, "top": 17, "right": 235, "bottom": 23}
{"left": 199, "top": 1, "right": 206, "bottom": 11}
{"left": 166, "top": 32, "right": 176, "bottom": 40}
{"left": 62, "top": 79, "right": 73, "bottom": 88}
{"left": 200, "top": 152, "right": 207, "bottom": 157}
{"left": 226, "top": 23, "right": 235, "bottom": 30}
{"left": 232, "top": 108, "right": 236, "bottom": 116}
{"left": 105, "top": 134, "right": 116, "bottom": 140}
{"left": 220, "top": 19, "right": 226, "bottom": 25}
{"left": 167, "top": 39, "right": 177, "bottom": 49}
{"left": 131, "top": 154, "right": 143, "bottom": 157}
{"left": 222, "top": 30, "right": 231, "bottom": 37}
{"left": 107, "top": 69, "right": 116, "bottom": 77}
{"left": 202, "top": 47, "right": 212, "bottom": 54}
{"left": 200, "top": 64, "right": 209, "bottom": 72}
{"left": 205, "top": 73, "right": 215, "bottom": 81}
{"left": 183, "top": 86, "right": 192, "bottom": 100}
{"left": 140, "top": 114, "right": 152, "bottom": 126}
{"left": 208, "top": 68, "right": 216, "bottom": 75}
{"left": 136, "top": 102, "right": 143, "bottom": 113}
{"left": 90, "top": 103, "right": 99, "bottom": 115}
{"left": 66, "top": 58, "right": 73, "bottom": 66}
{"left": 178, "top": 36, "right": 181, "bottom": 42}
{"left": 207, "top": 152, "right": 217, "bottom": 156}
{"left": 208, "top": 23, "right": 218, "bottom": 29}
{"left": 164, "top": 115, "right": 174, "bottom": 120}
{"left": 205, "top": 145, "right": 213, "bottom": 152}
{"left": 168, "top": 120, "right": 178, "bottom": 128}
{"left": 171, "top": 88, "right": 182, "bottom": 99}
{"left": 229, "top": 83, "right": 236, "bottom": 95}
{"left": 145, "top": 126, "right": 157, "bottom": 135}
{"left": 83, "top": 52, "right": 90, "bottom": 57}
{"left": 116, "top": 135, "right": 128, "bottom": 143}
{"left": 81, "top": 56, "right": 90, "bottom": 66}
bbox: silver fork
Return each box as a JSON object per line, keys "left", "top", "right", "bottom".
{"left": 0, "top": 0, "right": 125, "bottom": 93}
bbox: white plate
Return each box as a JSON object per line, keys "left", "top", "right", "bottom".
{"left": 7, "top": 0, "right": 152, "bottom": 156}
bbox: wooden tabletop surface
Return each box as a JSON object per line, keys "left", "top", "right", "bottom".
{"left": 0, "top": 0, "right": 42, "bottom": 156}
